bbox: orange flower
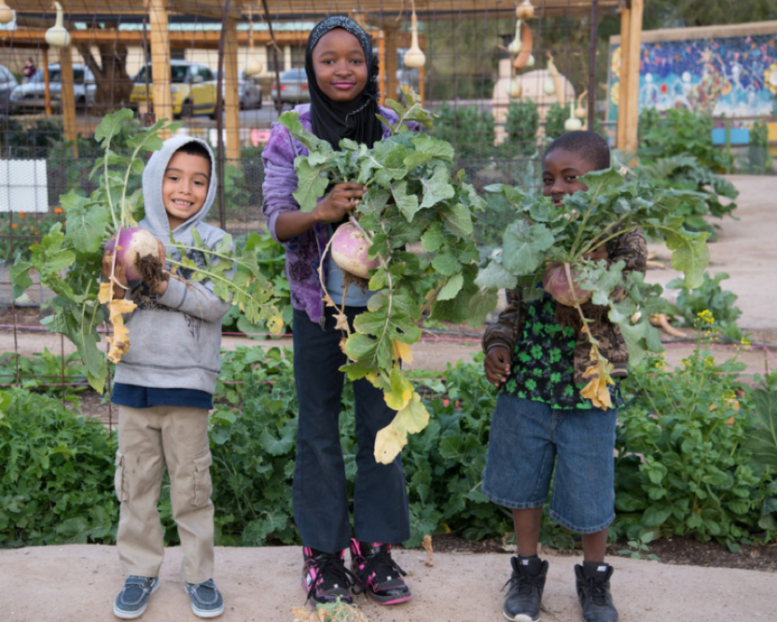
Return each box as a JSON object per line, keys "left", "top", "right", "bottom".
{"left": 11, "top": 223, "right": 17, "bottom": 229}
{"left": 54, "top": 208, "right": 63, "bottom": 214}
{"left": 18, "top": 212, "right": 25, "bottom": 219}
{"left": 34, "top": 231, "right": 39, "bottom": 235}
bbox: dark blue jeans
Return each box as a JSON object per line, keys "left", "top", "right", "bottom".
{"left": 292, "top": 307, "right": 410, "bottom": 553}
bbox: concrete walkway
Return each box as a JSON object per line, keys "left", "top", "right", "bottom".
{"left": 1, "top": 544, "right": 774, "bottom": 622}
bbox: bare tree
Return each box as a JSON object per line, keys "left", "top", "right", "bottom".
{"left": 75, "top": 26, "right": 134, "bottom": 113}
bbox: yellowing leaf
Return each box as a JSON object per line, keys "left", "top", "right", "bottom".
{"left": 267, "top": 312, "right": 284, "bottom": 335}
{"left": 392, "top": 340, "right": 413, "bottom": 364}
{"left": 107, "top": 298, "right": 137, "bottom": 321}
{"left": 374, "top": 421, "right": 407, "bottom": 464}
{"left": 396, "top": 392, "right": 430, "bottom": 434}
{"left": 374, "top": 392, "right": 429, "bottom": 464}
{"left": 384, "top": 366, "right": 413, "bottom": 411}
{"left": 98, "top": 282, "right": 113, "bottom": 304}
{"left": 106, "top": 315, "right": 131, "bottom": 364}
{"left": 334, "top": 310, "right": 350, "bottom": 332}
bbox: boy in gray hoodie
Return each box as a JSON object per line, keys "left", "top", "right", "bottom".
{"left": 105, "top": 136, "right": 229, "bottom": 620}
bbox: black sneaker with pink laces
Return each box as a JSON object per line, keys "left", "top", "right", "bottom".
{"left": 349, "top": 539, "right": 412, "bottom": 605}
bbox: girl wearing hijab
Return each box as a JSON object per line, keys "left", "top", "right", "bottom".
{"left": 261, "top": 16, "right": 413, "bottom": 608}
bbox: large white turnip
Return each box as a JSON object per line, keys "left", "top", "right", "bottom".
{"left": 542, "top": 261, "right": 591, "bottom": 307}
{"left": 330, "top": 221, "right": 379, "bottom": 279}
{"left": 105, "top": 227, "right": 167, "bottom": 288}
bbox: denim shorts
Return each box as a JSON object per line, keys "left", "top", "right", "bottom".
{"left": 482, "top": 393, "right": 617, "bottom": 534}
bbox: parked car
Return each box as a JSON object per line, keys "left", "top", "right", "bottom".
{"left": 220, "top": 70, "right": 262, "bottom": 110}
{"left": 270, "top": 68, "right": 310, "bottom": 106}
{"left": 130, "top": 60, "right": 218, "bottom": 118}
{"left": 0, "top": 64, "right": 18, "bottom": 114}
{"left": 9, "top": 64, "right": 95, "bottom": 113}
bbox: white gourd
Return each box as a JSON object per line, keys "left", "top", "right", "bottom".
{"left": 403, "top": 10, "right": 426, "bottom": 69}
{"left": 45, "top": 2, "right": 71, "bottom": 48}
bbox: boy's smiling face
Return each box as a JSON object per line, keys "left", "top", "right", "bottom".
{"left": 162, "top": 151, "right": 210, "bottom": 230}
{"left": 542, "top": 148, "right": 595, "bottom": 206}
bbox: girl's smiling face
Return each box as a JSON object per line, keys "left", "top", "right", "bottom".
{"left": 162, "top": 151, "right": 210, "bottom": 229}
{"left": 312, "top": 28, "right": 369, "bottom": 102}
{"left": 542, "top": 148, "right": 595, "bottom": 206}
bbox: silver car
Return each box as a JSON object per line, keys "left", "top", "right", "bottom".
{"left": 221, "top": 70, "right": 263, "bottom": 110}
{"left": 9, "top": 64, "right": 96, "bottom": 113}
{"left": 270, "top": 68, "right": 310, "bottom": 106}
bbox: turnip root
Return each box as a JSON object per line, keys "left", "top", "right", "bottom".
{"left": 542, "top": 261, "right": 591, "bottom": 306}
{"left": 330, "top": 222, "right": 379, "bottom": 279}
{"left": 105, "top": 226, "right": 168, "bottom": 290}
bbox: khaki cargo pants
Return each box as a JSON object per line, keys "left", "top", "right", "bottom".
{"left": 115, "top": 405, "right": 214, "bottom": 584}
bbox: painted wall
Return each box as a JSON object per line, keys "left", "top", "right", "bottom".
{"left": 608, "top": 25, "right": 777, "bottom": 122}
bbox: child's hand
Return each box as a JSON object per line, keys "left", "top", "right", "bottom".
{"left": 485, "top": 346, "right": 511, "bottom": 387}
{"left": 101, "top": 250, "right": 128, "bottom": 300}
{"left": 151, "top": 239, "right": 169, "bottom": 295}
{"left": 314, "top": 182, "right": 366, "bottom": 223}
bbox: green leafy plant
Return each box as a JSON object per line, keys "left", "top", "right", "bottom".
{"left": 221, "top": 231, "right": 293, "bottom": 338}
{"left": 617, "top": 530, "right": 660, "bottom": 561}
{"left": 476, "top": 169, "right": 710, "bottom": 407}
{"left": 0, "top": 350, "right": 89, "bottom": 397}
{"left": 498, "top": 99, "right": 540, "bottom": 158}
{"left": 664, "top": 271, "right": 743, "bottom": 340}
{"left": 543, "top": 102, "right": 566, "bottom": 141}
{"left": 10, "top": 109, "right": 282, "bottom": 394}
{"left": 432, "top": 102, "right": 496, "bottom": 162}
{"left": 633, "top": 155, "right": 738, "bottom": 239}
{"left": 0, "top": 388, "right": 118, "bottom": 547}
{"left": 612, "top": 322, "right": 762, "bottom": 550}
{"left": 278, "top": 88, "right": 493, "bottom": 463}
{"left": 742, "top": 121, "right": 773, "bottom": 175}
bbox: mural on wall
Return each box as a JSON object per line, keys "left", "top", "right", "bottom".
{"left": 608, "top": 31, "right": 777, "bottom": 122}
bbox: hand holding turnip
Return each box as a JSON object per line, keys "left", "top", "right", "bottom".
{"left": 314, "top": 182, "right": 365, "bottom": 223}
{"left": 104, "top": 227, "right": 169, "bottom": 296}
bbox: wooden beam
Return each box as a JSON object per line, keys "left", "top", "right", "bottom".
{"left": 58, "top": 45, "right": 78, "bottom": 156}
{"left": 616, "top": 6, "right": 630, "bottom": 150}
{"left": 624, "top": 0, "right": 643, "bottom": 154}
{"left": 147, "top": 0, "right": 173, "bottom": 138}
{"left": 42, "top": 47, "right": 51, "bottom": 116}
{"left": 224, "top": 17, "right": 240, "bottom": 163}
{"left": 383, "top": 24, "right": 399, "bottom": 108}
{"left": 0, "top": 28, "right": 314, "bottom": 48}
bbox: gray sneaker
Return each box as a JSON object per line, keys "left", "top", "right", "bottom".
{"left": 113, "top": 576, "right": 160, "bottom": 619}
{"left": 184, "top": 578, "right": 225, "bottom": 618}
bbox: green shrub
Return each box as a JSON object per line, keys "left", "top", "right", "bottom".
{"left": 613, "top": 334, "right": 763, "bottom": 550}
{"left": 433, "top": 103, "right": 496, "bottom": 162}
{"left": 543, "top": 102, "right": 566, "bottom": 141}
{"left": 498, "top": 99, "right": 540, "bottom": 158}
{"left": 0, "top": 388, "right": 118, "bottom": 547}
{"left": 664, "top": 272, "right": 743, "bottom": 340}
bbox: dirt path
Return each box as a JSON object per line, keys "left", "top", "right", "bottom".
{"left": 2, "top": 543, "right": 775, "bottom": 622}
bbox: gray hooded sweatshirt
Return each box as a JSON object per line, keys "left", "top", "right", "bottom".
{"left": 113, "top": 135, "right": 231, "bottom": 395}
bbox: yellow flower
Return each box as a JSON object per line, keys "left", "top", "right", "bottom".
{"left": 740, "top": 336, "right": 751, "bottom": 350}
{"left": 696, "top": 310, "right": 715, "bottom": 325}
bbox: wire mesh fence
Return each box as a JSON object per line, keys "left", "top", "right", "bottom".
{"left": 0, "top": 1, "right": 774, "bottom": 393}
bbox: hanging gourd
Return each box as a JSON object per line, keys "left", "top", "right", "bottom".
{"left": 403, "top": 2, "right": 426, "bottom": 69}
{"left": 575, "top": 89, "right": 588, "bottom": 119}
{"left": 508, "top": 19, "right": 523, "bottom": 55}
{"left": 545, "top": 52, "right": 565, "bottom": 106}
{"left": 564, "top": 101, "right": 583, "bottom": 131}
{"left": 513, "top": 20, "right": 534, "bottom": 70}
{"left": 244, "top": 7, "right": 264, "bottom": 76}
{"left": 507, "top": 69, "right": 523, "bottom": 99}
{"left": 525, "top": 54, "right": 536, "bottom": 68}
{"left": 516, "top": 0, "right": 536, "bottom": 20}
{"left": 0, "top": 1, "right": 14, "bottom": 24}
{"left": 45, "top": 1, "right": 71, "bottom": 48}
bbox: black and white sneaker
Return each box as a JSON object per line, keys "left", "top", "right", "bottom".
{"left": 502, "top": 556, "right": 548, "bottom": 622}
{"left": 575, "top": 563, "right": 619, "bottom": 622}
{"left": 302, "top": 547, "right": 355, "bottom": 606}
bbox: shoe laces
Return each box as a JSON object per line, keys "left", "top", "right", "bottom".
{"left": 306, "top": 554, "right": 356, "bottom": 603}
{"left": 582, "top": 575, "right": 610, "bottom": 606}
{"left": 503, "top": 569, "right": 544, "bottom": 597}
{"left": 353, "top": 548, "right": 407, "bottom": 594}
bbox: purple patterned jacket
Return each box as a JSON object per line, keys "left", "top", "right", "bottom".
{"left": 261, "top": 103, "right": 403, "bottom": 325}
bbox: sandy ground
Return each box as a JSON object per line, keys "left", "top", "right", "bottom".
{"left": 1, "top": 544, "right": 775, "bottom": 622}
